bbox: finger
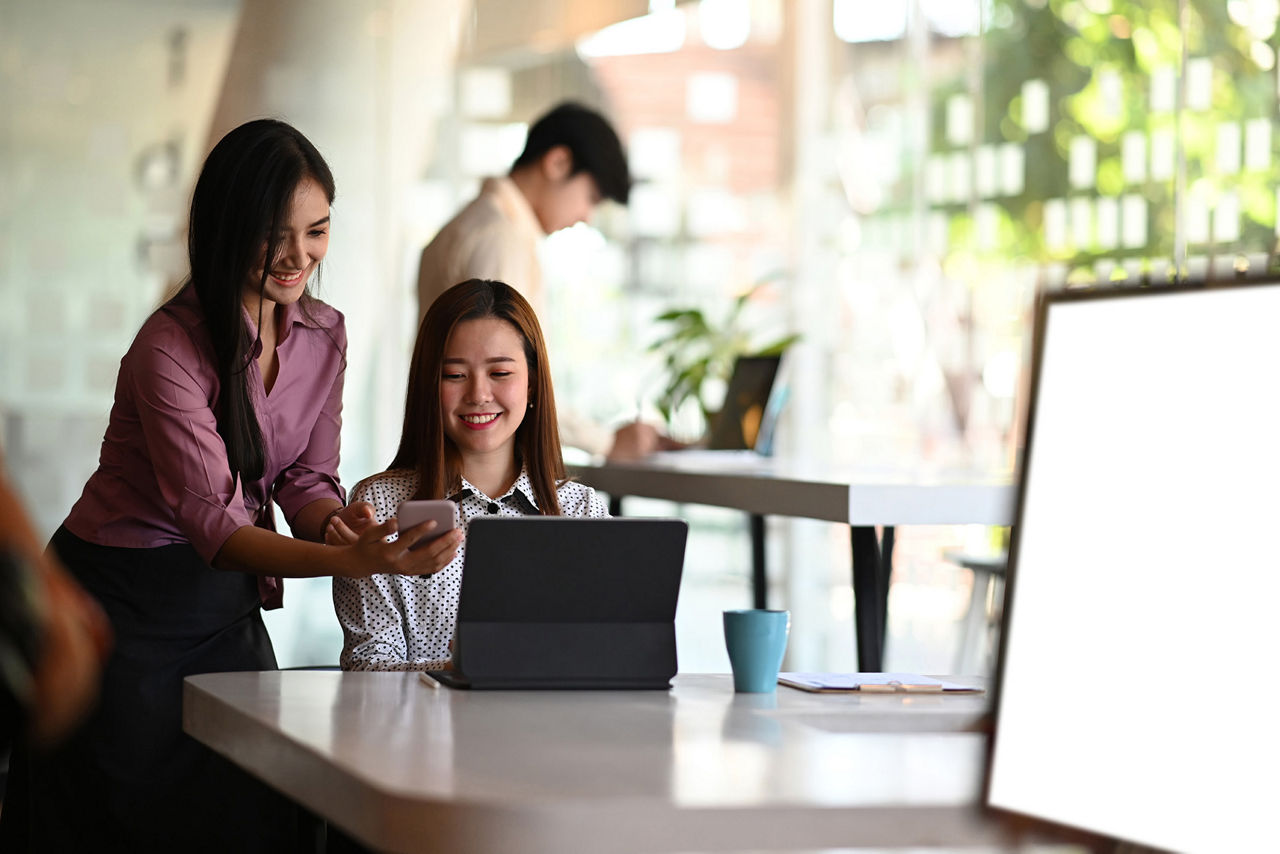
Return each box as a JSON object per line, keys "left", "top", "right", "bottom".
{"left": 404, "top": 529, "right": 460, "bottom": 575}
{"left": 327, "top": 517, "right": 348, "bottom": 545}
{"left": 348, "top": 501, "right": 376, "bottom": 522}
{"left": 359, "top": 517, "right": 399, "bottom": 544}
{"left": 348, "top": 515, "right": 376, "bottom": 534}
{"left": 397, "top": 518, "right": 439, "bottom": 551}
{"left": 420, "top": 529, "right": 461, "bottom": 565}
{"left": 327, "top": 517, "right": 358, "bottom": 545}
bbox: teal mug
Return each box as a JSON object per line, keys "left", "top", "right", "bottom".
{"left": 723, "top": 609, "right": 790, "bottom": 693}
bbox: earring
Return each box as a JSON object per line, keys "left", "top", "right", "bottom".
{"left": 528, "top": 401, "right": 534, "bottom": 409}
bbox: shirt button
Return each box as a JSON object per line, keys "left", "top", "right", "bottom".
{"left": 487, "top": 502, "right": 500, "bottom": 514}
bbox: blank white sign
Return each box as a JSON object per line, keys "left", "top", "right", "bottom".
{"left": 988, "top": 285, "right": 1280, "bottom": 853}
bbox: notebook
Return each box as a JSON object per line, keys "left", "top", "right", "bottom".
{"left": 704, "top": 354, "right": 784, "bottom": 453}
{"left": 984, "top": 280, "right": 1280, "bottom": 851}
{"left": 426, "top": 516, "right": 688, "bottom": 690}
{"left": 779, "top": 672, "right": 983, "bottom": 693}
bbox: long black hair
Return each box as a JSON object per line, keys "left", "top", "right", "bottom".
{"left": 186, "top": 119, "right": 336, "bottom": 483}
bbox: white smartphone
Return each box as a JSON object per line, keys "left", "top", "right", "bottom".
{"left": 395, "top": 500, "right": 456, "bottom": 550}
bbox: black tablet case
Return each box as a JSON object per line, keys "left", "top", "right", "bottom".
{"left": 428, "top": 517, "right": 688, "bottom": 690}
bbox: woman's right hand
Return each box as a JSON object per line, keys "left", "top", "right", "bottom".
{"left": 339, "top": 517, "right": 462, "bottom": 577}
{"left": 324, "top": 501, "right": 376, "bottom": 546}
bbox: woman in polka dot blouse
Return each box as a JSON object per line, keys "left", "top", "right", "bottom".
{"left": 330, "top": 279, "right": 609, "bottom": 670}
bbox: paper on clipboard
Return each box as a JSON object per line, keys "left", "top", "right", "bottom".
{"left": 778, "top": 672, "right": 984, "bottom": 694}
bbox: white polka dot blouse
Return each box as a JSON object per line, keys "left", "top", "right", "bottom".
{"left": 332, "top": 468, "right": 609, "bottom": 671}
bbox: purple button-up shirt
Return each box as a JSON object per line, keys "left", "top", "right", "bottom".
{"left": 64, "top": 285, "right": 347, "bottom": 606}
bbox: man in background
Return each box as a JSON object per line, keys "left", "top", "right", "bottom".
{"left": 416, "top": 102, "right": 674, "bottom": 460}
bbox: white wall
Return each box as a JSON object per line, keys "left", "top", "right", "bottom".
{"left": 0, "top": 0, "right": 466, "bottom": 665}
{"left": 0, "top": 0, "right": 241, "bottom": 535}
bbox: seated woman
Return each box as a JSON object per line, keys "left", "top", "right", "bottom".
{"left": 332, "top": 279, "right": 608, "bottom": 670}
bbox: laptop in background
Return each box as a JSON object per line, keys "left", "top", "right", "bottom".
{"left": 427, "top": 517, "right": 688, "bottom": 690}
{"left": 705, "top": 354, "right": 784, "bottom": 454}
{"left": 984, "top": 281, "right": 1280, "bottom": 852}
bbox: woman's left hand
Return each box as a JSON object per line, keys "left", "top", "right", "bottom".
{"left": 324, "top": 501, "right": 376, "bottom": 546}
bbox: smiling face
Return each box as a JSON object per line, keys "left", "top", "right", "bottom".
{"left": 439, "top": 316, "right": 530, "bottom": 465}
{"left": 244, "top": 175, "right": 331, "bottom": 312}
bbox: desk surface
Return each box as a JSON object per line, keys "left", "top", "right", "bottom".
{"left": 185, "top": 671, "right": 1007, "bottom": 853}
{"left": 569, "top": 453, "right": 1015, "bottom": 526}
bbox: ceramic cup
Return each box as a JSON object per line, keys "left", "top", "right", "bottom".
{"left": 723, "top": 609, "right": 790, "bottom": 693}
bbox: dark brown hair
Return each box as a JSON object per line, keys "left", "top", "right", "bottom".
{"left": 390, "top": 279, "right": 565, "bottom": 514}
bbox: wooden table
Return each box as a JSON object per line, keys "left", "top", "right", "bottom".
{"left": 570, "top": 453, "right": 1015, "bottom": 671}
{"left": 184, "top": 670, "right": 1008, "bottom": 854}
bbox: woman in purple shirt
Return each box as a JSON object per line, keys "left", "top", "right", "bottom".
{"left": 0, "top": 120, "right": 456, "bottom": 853}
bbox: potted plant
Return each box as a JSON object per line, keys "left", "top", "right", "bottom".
{"left": 648, "top": 281, "right": 800, "bottom": 433}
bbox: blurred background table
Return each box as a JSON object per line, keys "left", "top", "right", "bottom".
{"left": 570, "top": 453, "right": 1015, "bottom": 671}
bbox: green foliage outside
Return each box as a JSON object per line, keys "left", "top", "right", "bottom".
{"left": 886, "top": 0, "right": 1279, "bottom": 279}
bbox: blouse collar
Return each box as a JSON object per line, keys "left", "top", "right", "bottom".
{"left": 483, "top": 175, "right": 545, "bottom": 239}
{"left": 452, "top": 467, "right": 541, "bottom": 513}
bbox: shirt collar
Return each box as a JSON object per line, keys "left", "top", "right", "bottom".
{"left": 240, "top": 294, "right": 325, "bottom": 358}
{"left": 483, "top": 175, "right": 546, "bottom": 239}
{"left": 169, "top": 283, "right": 324, "bottom": 362}
{"left": 454, "top": 467, "right": 541, "bottom": 513}
{"left": 175, "top": 281, "right": 322, "bottom": 332}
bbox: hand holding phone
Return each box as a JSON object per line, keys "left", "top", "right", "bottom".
{"left": 395, "top": 500, "right": 456, "bottom": 551}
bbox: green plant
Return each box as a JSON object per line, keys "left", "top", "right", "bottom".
{"left": 648, "top": 283, "right": 800, "bottom": 427}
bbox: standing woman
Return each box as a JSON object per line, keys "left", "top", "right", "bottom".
{"left": 0, "top": 119, "right": 452, "bottom": 852}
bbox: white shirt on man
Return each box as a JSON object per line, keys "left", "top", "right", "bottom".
{"left": 416, "top": 176, "right": 545, "bottom": 317}
{"left": 414, "top": 176, "right": 615, "bottom": 456}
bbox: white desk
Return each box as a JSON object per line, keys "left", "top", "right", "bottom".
{"left": 569, "top": 454, "right": 1015, "bottom": 671}
{"left": 184, "top": 671, "right": 1009, "bottom": 853}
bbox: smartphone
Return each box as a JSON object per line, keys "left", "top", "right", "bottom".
{"left": 395, "top": 500, "right": 456, "bottom": 550}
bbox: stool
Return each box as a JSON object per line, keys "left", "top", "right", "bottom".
{"left": 943, "top": 549, "right": 1007, "bottom": 675}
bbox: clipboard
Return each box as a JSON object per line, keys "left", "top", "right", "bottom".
{"left": 778, "top": 672, "right": 984, "bottom": 694}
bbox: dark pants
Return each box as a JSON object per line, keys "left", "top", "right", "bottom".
{"left": 0, "top": 527, "right": 300, "bottom": 853}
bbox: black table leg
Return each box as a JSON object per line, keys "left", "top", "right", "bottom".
{"left": 296, "top": 806, "right": 325, "bottom": 854}
{"left": 851, "top": 525, "right": 895, "bottom": 672}
{"left": 880, "top": 525, "right": 894, "bottom": 657}
{"left": 614, "top": 494, "right": 767, "bottom": 609}
{"left": 750, "top": 514, "right": 767, "bottom": 609}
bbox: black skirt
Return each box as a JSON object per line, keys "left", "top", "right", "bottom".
{"left": 0, "top": 527, "right": 301, "bottom": 853}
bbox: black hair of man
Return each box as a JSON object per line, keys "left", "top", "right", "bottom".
{"left": 511, "top": 102, "right": 631, "bottom": 205}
